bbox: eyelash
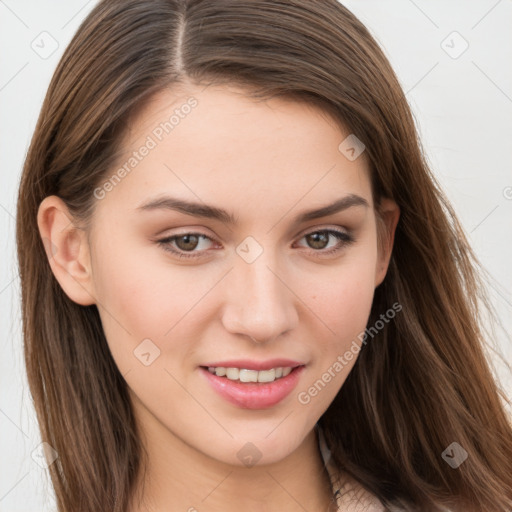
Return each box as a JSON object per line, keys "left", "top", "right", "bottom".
{"left": 156, "top": 228, "right": 355, "bottom": 260}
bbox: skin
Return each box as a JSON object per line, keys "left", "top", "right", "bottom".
{"left": 38, "top": 82, "right": 399, "bottom": 512}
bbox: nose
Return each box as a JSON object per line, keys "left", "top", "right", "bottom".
{"left": 220, "top": 250, "right": 299, "bottom": 344}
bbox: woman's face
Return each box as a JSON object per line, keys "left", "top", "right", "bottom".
{"left": 56, "top": 83, "right": 397, "bottom": 466}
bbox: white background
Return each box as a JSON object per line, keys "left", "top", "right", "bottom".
{"left": 1, "top": 1, "right": 511, "bottom": 510}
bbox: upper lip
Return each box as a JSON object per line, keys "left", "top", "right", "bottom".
{"left": 201, "top": 359, "right": 305, "bottom": 371}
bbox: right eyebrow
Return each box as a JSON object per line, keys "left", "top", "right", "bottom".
{"left": 136, "top": 195, "right": 238, "bottom": 225}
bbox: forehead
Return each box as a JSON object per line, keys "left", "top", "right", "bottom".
{"left": 94, "top": 83, "right": 372, "bottom": 221}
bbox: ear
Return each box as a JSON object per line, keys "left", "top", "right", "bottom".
{"left": 374, "top": 197, "right": 400, "bottom": 288}
{"left": 37, "top": 195, "right": 96, "bottom": 306}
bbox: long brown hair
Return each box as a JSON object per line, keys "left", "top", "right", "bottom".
{"left": 16, "top": 1, "right": 512, "bottom": 511}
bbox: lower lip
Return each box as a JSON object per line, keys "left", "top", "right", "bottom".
{"left": 199, "top": 366, "right": 305, "bottom": 410}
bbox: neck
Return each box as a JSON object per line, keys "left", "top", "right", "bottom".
{"left": 127, "top": 398, "right": 335, "bottom": 512}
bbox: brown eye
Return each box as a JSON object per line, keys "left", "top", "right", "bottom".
{"left": 296, "top": 229, "right": 355, "bottom": 256}
{"left": 174, "top": 234, "right": 201, "bottom": 251}
{"left": 157, "top": 233, "right": 216, "bottom": 259}
{"left": 305, "top": 231, "right": 329, "bottom": 250}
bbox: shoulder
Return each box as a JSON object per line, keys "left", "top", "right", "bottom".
{"left": 316, "top": 423, "right": 385, "bottom": 512}
{"left": 329, "top": 468, "right": 386, "bottom": 512}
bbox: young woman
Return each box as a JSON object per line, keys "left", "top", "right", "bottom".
{"left": 16, "top": 1, "right": 512, "bottom": 511}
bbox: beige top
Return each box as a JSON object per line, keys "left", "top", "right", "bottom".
{"left": 316, "top": 423, "right": 386, "bottom": 512}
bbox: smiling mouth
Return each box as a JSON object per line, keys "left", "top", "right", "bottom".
{"left": 201, "top": 365, "right": 300, "bottom": 383}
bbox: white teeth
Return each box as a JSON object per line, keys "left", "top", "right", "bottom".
{"left": 239, "top": 369, "right": 258, "bottom": 382}
{"left": 226, "top": 367, "right": 240, "bottom": 380}
{"left": 257, "top": 369, "right": 276, "bottom": 383}
{"left": 206, "top": 366, "right": 295, "bottom": 383}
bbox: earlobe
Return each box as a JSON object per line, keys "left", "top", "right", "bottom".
{"left": 37, "top": 195, "right": 96, "bottom": 306}
{"left": 374, "top": 198, "right": 400, "bottom": 288}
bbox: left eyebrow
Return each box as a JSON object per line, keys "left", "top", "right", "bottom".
{"left": 294, "top": 194, "right": 369, "bottom": 223}
{"left": 135, "top": 193, "right": 369, "bottom": 225}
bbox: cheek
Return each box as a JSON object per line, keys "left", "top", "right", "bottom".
{"left": 294, "top": 257, "right": 377, "bottom": 412}
{"left": 307, "top": 246, "right": 378, "bottom": 339}
{"left": 89, "top": 234, "right": 173, "bottom": 366}
{"left": 305, "top": 271, "right": 375, "bottom": 375}
{"left": 91, "top": 234, "right": 220, "bottom": 374}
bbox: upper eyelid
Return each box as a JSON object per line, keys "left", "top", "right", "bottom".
{"left": 295, "top": 224, "right": 350, "bottom": 237}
